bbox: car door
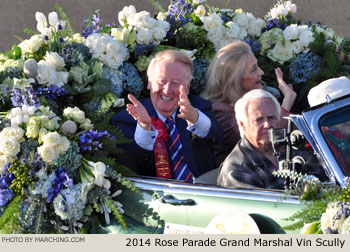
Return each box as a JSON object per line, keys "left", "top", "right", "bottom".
{"left": 116, "top": 176, "right": 305, "bottom": 234}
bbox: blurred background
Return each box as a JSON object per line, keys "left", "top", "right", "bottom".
{"left": 1, "top": 0, "right": 350, "bottom": 52}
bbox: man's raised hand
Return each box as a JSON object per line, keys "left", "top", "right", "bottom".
{"left": 177, "top": 85, "right": 198, "bottom": 125}
{"left": 126, "top": 94, "right": 152, "bottom": 131}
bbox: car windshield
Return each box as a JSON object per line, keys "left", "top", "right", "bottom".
{"left": 319, "top": 106, "right": 350, "bottom": 176}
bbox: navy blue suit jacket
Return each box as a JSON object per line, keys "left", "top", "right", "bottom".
{"left": 111, "top": 95, "right": 223, "bottom": 178}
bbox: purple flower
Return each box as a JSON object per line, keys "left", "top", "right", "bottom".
{"left": 79, "top": 130, "right": 114, "bottom": 152}
{"left": 47, "top": 168, "right": 73, "bottom": 202}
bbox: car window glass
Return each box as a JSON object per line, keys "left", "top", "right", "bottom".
{"left": 319, "top": 106, "right": 350, "bottom": 176}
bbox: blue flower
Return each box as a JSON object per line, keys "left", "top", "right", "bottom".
{"left": 289, "top": 53, "right": 322, "bottom": 83}
{"left": 118, "top": 63, "right": 144, "bottom": 97}
{"left": 47, "top": 168, "right": 72, "bottom": 203}
{"left": 37, "top": 86, "right": 67, "bottom": 100}
{"left": 0, "top": 189, "right": 13, "bottom": 206}
{"left": 79, "top": 129, "right": 114, "bottom": 152}
{"left": 11, "top": 87, "right": 40, "bottom": 107}
{"left": 191, "top": 58, "right": 209, "bottom": 95}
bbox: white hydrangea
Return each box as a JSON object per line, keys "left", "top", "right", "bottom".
{"left": 85, "top": 33, "right": 129, "bottom": 69}
{"left": 117, "top": 7, "right": 170, "bottom": 45}
{"left": 321, "top": 202, "right": 349, "bottom": 234}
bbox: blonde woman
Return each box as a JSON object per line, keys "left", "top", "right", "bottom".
{"left": 201, "top": 41, "right": 296, "bottom": 167}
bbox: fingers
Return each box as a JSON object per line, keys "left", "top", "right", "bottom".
{"left": 128, "top": 94, "right": 140, "bottom": 107}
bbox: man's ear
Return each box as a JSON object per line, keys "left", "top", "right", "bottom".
{"left": 239, "top": 120, "right": 246, "bottom": 132}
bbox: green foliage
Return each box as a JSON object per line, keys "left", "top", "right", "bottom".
{"left": 175, "top": 23, "right": 216, "bottom": 60}
{"left": 23, "top": 28, "right": 39, "bottom": 36}
{"left": 17, "top": 195, "right": 48, "bottom": 234}
{"left": 6, "top": 45, "right": 21, "bottom": 60}
{"left": 50, "top": 141, "right": 83, "bottom": 181}
{"left": 8, "top": 160, "right": 33, "bottom": 197}
{"left": 0, "top": 196, "right": 21, "bottom": 233}
{"left": 273, "top": 169, "right": 342, "bottom": 231}
{"left": 148, "top": 0, "right": 165, "bottom": 13}
{"left": 104, "top": 198, "right": 127, "bottom": 230}
{"left": 55, "top": 3, "right": 75, "bottom": 37}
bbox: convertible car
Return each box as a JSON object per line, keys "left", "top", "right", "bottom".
{"left": 102, "top": 92, "right": 350, "bottom": 234}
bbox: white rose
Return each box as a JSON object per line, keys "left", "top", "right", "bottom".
{"left": 201, "top": 13, "right": 223, "bottom": 31}
{"left": 1, "top": 127, "right": 24, "bottom": 142}
{"left": 283, "top": 24, "right": 299, "bottom": 41}
{"left": 0, "top": 155, "right": 13, "bottom": 174}
{"left": 92, "top": 40, "right": 107, "bottom": 54}
{"left": 225, "top": 21, "right": 241, "bottom": 39}
{"left": 247, "top": 19, "right": 264, "bottom": 37}
{"left": 234, "top": 13, "right": 250, "bottom": 29}
{"left": 38, "top": 144, "right": 58, "bottom": 163}
{"left": 267, "top": 40, "right": 294, "bottom": 64}
{"left": 54, "top": 71, "right": 69, "bottom": 88}
{"left": 80, "top": 118, "right": 93, "bottom": 130}
{"left": 292, "top": 40, "right": 303, "bottom": 54}
{"left": 44, "top": 52, "right": 65, "bottom": 70}
{"left": 30, "top": 35, "right": 45, "bottom": 52}
{"left": 19, "top": 35, "right": 44, "bottom": 54}
{"left": 298, "top": 25, "right": 310, "bottom": 35}
{"left": 37, "top": 60, "right": 57, "bottom": 85}
{"left": 299, "top": 29, "right": 315, "bottom": 47}
{"left": 152, "top": 28, "right": 166, "bottom": 43}
{"left": 239, "top": 27, "right": 248, "bottom": 40}
{"left": 42, "top": 131, "right": 62, "bottom": 146}
{"left": 26, "top": 124, "right": 40, "bottom": 138}
{"left": 194, "top": 5, "right": 206, "bottom": 17}
{"left": 156, "top": 12, "right": 167, "bottom": 21}
{"left": 56, "top": 136, "right": 70, "bottom": 154}
{"left": 27, "top": 106, "right": 37, "bottom": 116}
{"left": 48, "top": 12, "right": 59, "bottom": 26}
{"left": 136, "top": 28, "right": 153, "bottom": 44}
{"left": 10, "top": 107, "right": 22, "bottom": 118}
{"left": 63, "top": 107, "right": 74, "bottom": 119}
{"left": 156, "top": 20, "right": 170, "bottom": 32}
{"left": 207, "top": 26, "right": 224, "bottom": 43}
{"left": 0, "top": 137, "right": 20, "bottom": 157}
{"left": 73, "top": 110, "right": 86, "bottom": 124}
{"left": 143, "top": 16, "right": 157, "bottom": 29}
{"left": 118, "top": 5, "right": 137, "bottom": 27}
{"left": 105, "top": 54, "right": 123, "bottom": 69}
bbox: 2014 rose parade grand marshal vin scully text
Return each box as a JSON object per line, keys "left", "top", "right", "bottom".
{"left": 125, "top": 237, "right": 346, "bottom": 248}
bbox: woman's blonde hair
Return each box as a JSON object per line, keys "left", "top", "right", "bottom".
{"left": 201, "top": 40, "right": 252, "bottom": 106}
{"left": 147, "top": 49, "right": 193, "bottom": 86}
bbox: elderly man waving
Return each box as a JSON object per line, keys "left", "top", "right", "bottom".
{"left": 112, "top": 50, "right": 222, "bottom": 182}
{"left": 217, "top": 89, "right": 285, "bottom": 189}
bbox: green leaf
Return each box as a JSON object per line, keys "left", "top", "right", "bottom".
{"left": 6, "top": 45, "right": 21, "bottom": 60}
{"left": 92, "top": 79, "right": 111, "bottom": 96}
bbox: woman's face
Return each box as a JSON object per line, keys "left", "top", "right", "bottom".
{"left": 241, "top": 53, "right": 264, "bottom": 93}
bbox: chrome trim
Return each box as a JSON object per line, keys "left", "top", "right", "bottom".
{"left": 126, "top": 176, "right": 301, "bottom": 204}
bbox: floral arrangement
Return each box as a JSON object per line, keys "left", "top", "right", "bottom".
{"left": 273, "top": 169, "right": 350, "bottom": 234}
{"left": 0, "top": 0, "right": 349, "bottom": 233}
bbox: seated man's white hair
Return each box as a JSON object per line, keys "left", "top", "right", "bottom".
{"left": 235, "top": 89, "right": 281, "bottom": 137}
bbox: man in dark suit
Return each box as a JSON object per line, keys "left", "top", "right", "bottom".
{"left": 112, "top": 50, "right": 222, "bottom": 182}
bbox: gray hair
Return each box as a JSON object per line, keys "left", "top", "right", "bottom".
{"left": 235, "top": 89, "right": 281, "bottom": 137}
{"left": 200, "top": 40, "right": 252, "bottom": 107}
